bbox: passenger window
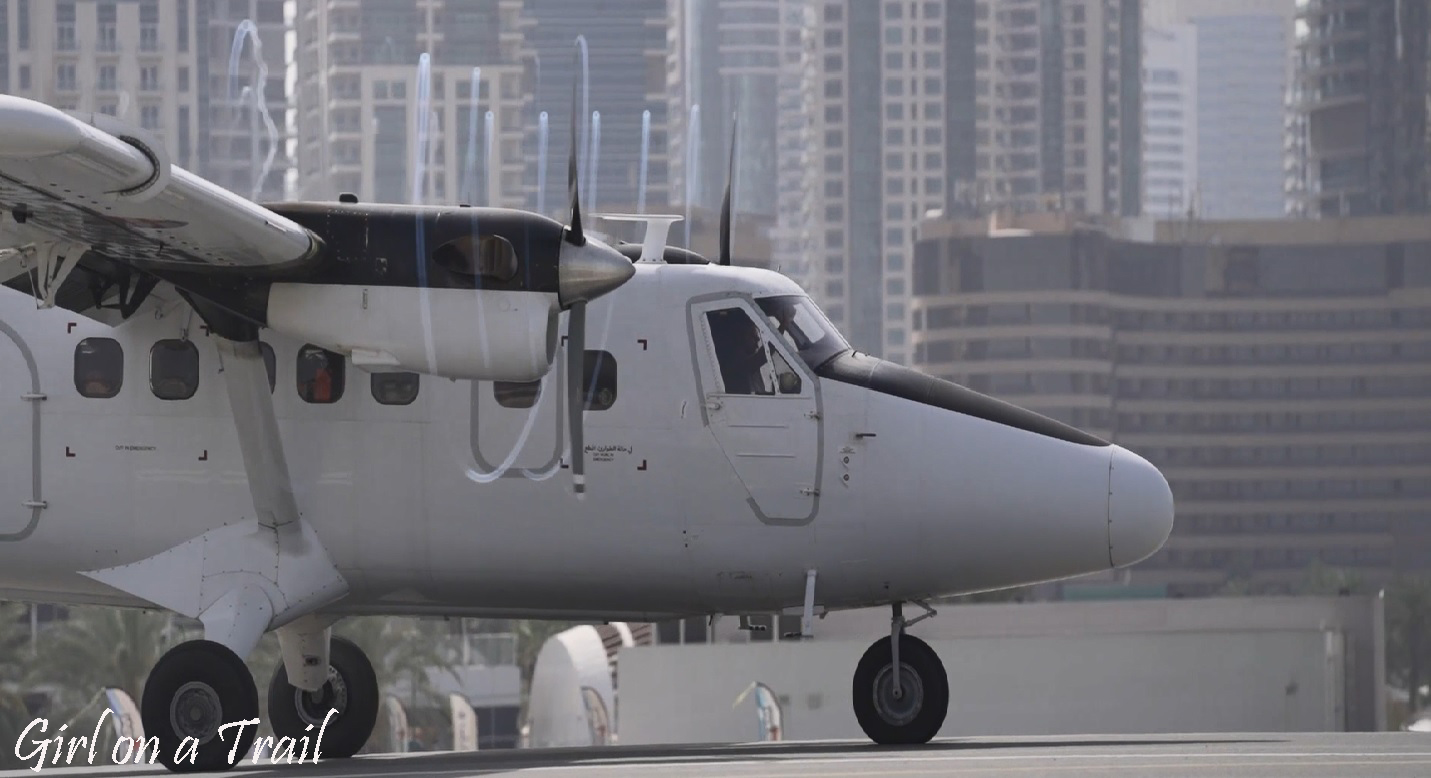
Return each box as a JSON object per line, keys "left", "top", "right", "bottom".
{"left": 582, "top": 351, "right": 617, "bottom": 410}
{"left": 705, "top": 308, "right": 801, "bottom": 395}
{"left": 432, "top": 234, "right": 519, "bottom": 282}
{"left": 494, "top": 379, "right": 541, "bottom": 408}
{"left": 296, "top": 344, "right": 345, "bottom": 404}
{"left": 75, "top": 337, "right": 124, "bottom": 398}
{"left": 150, "top": 339, "right": 199, "bottom": 400}
{"left": 259, "top": 342, "right": 276, "bottom": 393}
{"left": 371, "top": 372, "right": 420, "bottom": 405}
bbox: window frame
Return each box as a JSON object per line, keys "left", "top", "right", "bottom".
{"left": 371, "top": 371, "right": 421, "bottom": 406}
{"left": 74, "top": 337, "right": 124, "bottom": 399}
{"left": 296, "top": 344, "right": 346, "bottom": 404}
{"left": 580, "top": 350, "right": 617, "bottom": 411}
{"left": 149, "top": 338, "right": 199, "bottom": 401}
{"left": 494, "top": 379, "right": 541, "bottom": 409}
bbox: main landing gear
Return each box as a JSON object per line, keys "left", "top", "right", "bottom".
{"left": 140, "top": 629, "right": 379, "bottom": 772}
{"left": 852, "top": 601, "right": 948, "bottom": 745}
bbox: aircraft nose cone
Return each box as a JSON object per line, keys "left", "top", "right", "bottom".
{"left": 1107, "top": 445, "right": 1175, "bottom": 568}
{"left": 558, "top": 239, "right": 636, "bottom": 308}
{"left": 0, "top": 96, "right": 85, "bottom": 157}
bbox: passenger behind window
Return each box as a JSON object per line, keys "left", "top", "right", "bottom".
{"left": 297, "top": 345, "right": 344, "bottom": 404}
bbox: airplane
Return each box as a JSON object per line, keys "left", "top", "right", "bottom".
{"left": 0, "top": 73, "right": 1174, "bottom": 771}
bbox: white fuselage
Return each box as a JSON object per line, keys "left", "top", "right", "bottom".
{"left": 0, "top": 263, "right": 1165, "bottom": 621}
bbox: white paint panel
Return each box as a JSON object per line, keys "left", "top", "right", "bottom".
{"left": 267, "top": 285, "right": 558, "bottom": 382}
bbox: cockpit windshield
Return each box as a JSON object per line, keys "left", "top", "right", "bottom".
{"left": 755, "top": 295, "right": 850, "bottom": 370}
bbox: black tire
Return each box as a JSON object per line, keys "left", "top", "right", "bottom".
{"left": 268, "top": 635, "right": 378, "bottom": 760}
{"left": 140, "top": 639, "right": 259, "bottom": 773}
{"left": 852, "top": 633, "right": 948, "bottom": 745}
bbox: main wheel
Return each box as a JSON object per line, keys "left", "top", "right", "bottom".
{"left": 268, "top": 635, "right": 378, "bottom": 759}
{"left": 852, "top": 633, "right": 948, "bottom": 745}
{"left": 140, "top": 640, "right": 259, "bottom": 773}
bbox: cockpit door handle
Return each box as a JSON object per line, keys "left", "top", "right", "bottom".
{"left": 704, "top": 396, "right": 723, "bottom": 411}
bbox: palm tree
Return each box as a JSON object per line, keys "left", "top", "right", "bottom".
{"left": 1386, "top": 576, "right": 1431, "bottom": 722}
{"left": 25, "top": 606, "right": 199, "bottom": 722}
{"left": 1, "top": 602, "right": 34, "bottom": 770}
{"left": 334, "top": 616, "right": 460, "bottom": 709}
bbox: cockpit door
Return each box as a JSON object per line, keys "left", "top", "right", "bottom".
{"left": 690, "top": 298, "right": 821, "bottom": 524}
{"left": 0, "top": 322, "right": 40, "bottom": 540}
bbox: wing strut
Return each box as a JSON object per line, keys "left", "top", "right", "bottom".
{"left": 82, "top": 333, "right": 348, "bottom": 664}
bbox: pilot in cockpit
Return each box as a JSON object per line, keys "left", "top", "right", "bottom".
{"left": 708, "top": 309, "right": 774, "bottom": 395}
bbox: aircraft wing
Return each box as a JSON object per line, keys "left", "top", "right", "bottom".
{"left": 0, "top": 96, "right": 319, "bottom": 277}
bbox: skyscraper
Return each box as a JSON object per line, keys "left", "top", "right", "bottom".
{"left": 973, "top": 0, "right": 1143, "bottom": 218}
{"left": 519, "top": 0, "right": 669, "bottom": 216}
{"left": 1288, "top": 0, "right": 1430, "bottom": 217}
{"left": 1142, "top": 23, "right": 1198, "bottom": 218}
{"left": 1146, "top": 0, "right": 1296, "bottom": 221}
{"left": 666, "top": 0, "right": 808, "bottom": 219}
{"left": 0, "top": 0, "right": 289, "bottom": 200}
{"left": 291, "top": 0, "right": 527, "bottom": 206}
{"left": 207, "top": 0, "right": 291, "bottom": 201}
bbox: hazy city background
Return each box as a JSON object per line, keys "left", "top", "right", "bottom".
{"left": 2, "top": 0, "right": 1429, "bottom": 604}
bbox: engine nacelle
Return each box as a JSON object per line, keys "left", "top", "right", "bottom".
{"left": 266, "top": 283, "right": 560, "bottom": 382}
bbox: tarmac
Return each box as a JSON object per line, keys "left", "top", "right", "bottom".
{"left": 6, "top": 733, "right": 1431, "bottom": 777}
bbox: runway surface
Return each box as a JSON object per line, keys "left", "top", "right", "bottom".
{"left": 8, "top": 733, "right": 1431, "bottom": 777}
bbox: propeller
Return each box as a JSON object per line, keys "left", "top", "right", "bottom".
{"left": 564, "top": 49, "right": 589, "bottom": 495}
{"left": 553, "top": 40, "right": 636, "bottom": 496}
{"left": 718, "top": 116, "right": 736, "bottom": 266}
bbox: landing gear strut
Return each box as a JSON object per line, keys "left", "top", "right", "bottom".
{"left": 852, "top": 601, "right": 947, "bottom": 745}
{"left": 268, "top": 635, "right": 379, "bottom": 758}
{"left": 140, "top": 640, "right": 259, "bottom": 773}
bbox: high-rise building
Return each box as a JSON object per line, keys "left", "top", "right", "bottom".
{"left": 1146, "top": 0, "right": 1296, "bottom": 221}
{"left": 519, "top": 0, "right": 669, "bottom": 217}
{"left": 974, "top": 0, "right": 1143, "bottom": 218}
{"left": 667, "top": 0, "right": 806, "bottom": 216}
{"left": 0, "top": 0, "right": 289, "bottom": 200}
{"left": 206, "top": 0, "right": 291, "bottom": 201}
{"left": 666, "top": 0, "right": 812, "bottom": 280}
{"left": 912, "top": 212, "right": 1431, "bottom": 596}
{"left": 1142, "top": 23, "right": 1198, "bottom": 218}
{"left": 792, "top": 0, "right": 960, "bottom": 363}
{"left": 1288, "top": 0, "right": 1430, "bottom": 217}
{"left": 796, "top": 0, "right": 884, "bottom": 357}
{"left": 292, "top": 0, "right": 527, "bottom": 206}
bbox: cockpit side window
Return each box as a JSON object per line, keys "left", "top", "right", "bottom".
{"left": 755, "top": 295, "right": 850, "bottom": 370}
{"left": 705, "top": 306, "right": 803, "bottom": 396}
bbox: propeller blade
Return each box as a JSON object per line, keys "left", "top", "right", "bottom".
{"left": 566, "top": 301, "right": 587, "bottom": 494}
{"left": 565, "top": 52, "right": 585, "bottom": 247}
{"left": 718, "top": 116, "right": 737, "bottom": 266}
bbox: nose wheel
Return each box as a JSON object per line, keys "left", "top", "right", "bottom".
{"left": 267, "top": 635, "right": 378, "bottom": 759}
{"left": 852, "top": 603, "right": 948, "bottom": 745}
{"left": 140, "top": 640, "right": 259, "bottom": 773}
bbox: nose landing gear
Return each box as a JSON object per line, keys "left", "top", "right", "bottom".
{"left": 852, "top": 601, "right": 947, "bottom": 745}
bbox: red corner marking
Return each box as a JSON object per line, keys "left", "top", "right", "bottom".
{"left": 66, "top": 322, "right": 77, "bottom": 334}
{"left": 65, "top": 446, "right": 75, "bottom": 458}
{"left": 637, "top": 459, "right": 648, "bottom": 471}
{"left": 198, "top": 450, "right": 209, "bottom": 462}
